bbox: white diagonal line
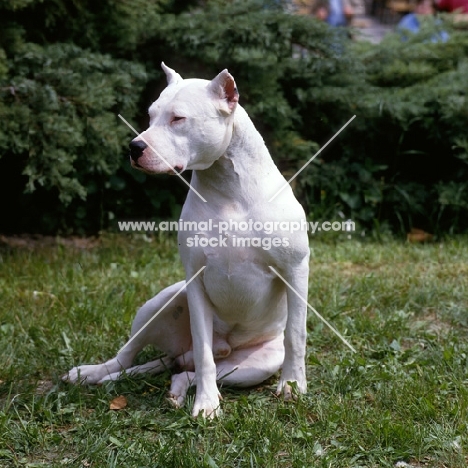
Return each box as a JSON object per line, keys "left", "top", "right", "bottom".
{"left": 269, "top": 115, "right": 356, "bottom": 202}
{"left": 117, "top": 266, "right": 206, "bottom": 354}
{"left": 269, "top": 266, "right": 356, "bottom": 353}
{"left": 118, "top": 114, "right": 207, "bottom": 203}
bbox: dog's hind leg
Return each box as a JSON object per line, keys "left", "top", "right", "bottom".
{"left": 215, "top": 335, "right": 285, "bottom": 388}
{"left": 98, "top": 355, "right": 175, "bottom": 382}
{"left": 167, "top": 335, "right": 285, "bottom": 410}
{"left": 64, "top": 281, "right": 192, "bottom": 385}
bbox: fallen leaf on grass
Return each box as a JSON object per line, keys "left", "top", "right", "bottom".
{"left": 109, "top": 395, "right": 127, "bottom": 410}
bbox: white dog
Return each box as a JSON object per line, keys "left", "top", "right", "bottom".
{"left": 65, "top": 64, "right": 310, "bottom": 418}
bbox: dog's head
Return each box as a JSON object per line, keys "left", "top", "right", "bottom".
{"left": 128, "top": 63, "right": 239, "bottom": 175}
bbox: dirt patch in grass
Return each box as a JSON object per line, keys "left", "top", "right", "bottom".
{"left": 0, "top": 234, "right": 100, "bottom": 250}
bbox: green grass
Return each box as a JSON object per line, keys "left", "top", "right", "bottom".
{"left": 0, "top": 234, "right": 467, "bottom": 467}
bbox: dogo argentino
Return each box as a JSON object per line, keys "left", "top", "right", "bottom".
{"left": 65, "top": 63, "right": 310, "bottom": 418}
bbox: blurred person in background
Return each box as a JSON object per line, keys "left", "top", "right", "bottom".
{"left": 397, "top": 0, "right": 449, "bottom": 40}
{"left": 326, "top": 0, "right": 355, "bottom": 25}
{"left": 398, "top": 0, "right": 434, "bottom": 32}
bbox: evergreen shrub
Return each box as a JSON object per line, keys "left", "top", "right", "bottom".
{"left": 1, "top": 0, "right": 467, "bottom": 235}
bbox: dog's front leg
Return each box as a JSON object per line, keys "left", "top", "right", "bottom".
{"left": 186, "top": 278, "right": 221, "bottom": 418}
{"left": 276, "top": 259, "right": 309, "bottom": 400}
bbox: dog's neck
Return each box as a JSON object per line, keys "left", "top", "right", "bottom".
{"left": 191, "top": 106, "right": 283, "bottom": 207}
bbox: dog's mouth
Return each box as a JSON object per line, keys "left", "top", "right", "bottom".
{"left": 130, "top": 158, "right": 184, "bottom": 176}
{"left": 169, "top": 165, "right": 184, "bottom": 176}
{"left": 130, "top": 159, "right": 145, "bottom": 171}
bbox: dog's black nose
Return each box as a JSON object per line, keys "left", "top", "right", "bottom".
{"left": 129, "top": 140, "right": 147, "bottom": 162}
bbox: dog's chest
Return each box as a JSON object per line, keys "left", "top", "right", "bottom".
{"left": 202, "top": 246, "right": 284, "bottom": 320}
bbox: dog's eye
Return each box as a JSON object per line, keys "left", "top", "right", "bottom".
{"left": 171, "top": 116, "right": 186, "bottom": 124}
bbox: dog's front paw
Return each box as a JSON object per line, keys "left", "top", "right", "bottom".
{"left": 276, "top": 376, "right": 307, "bottom": 401}
{"left": 192, "top": 392, "right": 222, "bottom": 419}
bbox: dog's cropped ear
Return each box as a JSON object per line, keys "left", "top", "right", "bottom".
{"left": 161, "top": 62, "right": 183, "bottom": 86}
{"left": 208, "top": 69, "right": 239, "bottom": 115}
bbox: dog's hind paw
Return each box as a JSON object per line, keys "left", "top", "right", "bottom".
{"left": 167, "top": 392, "right": 185, "bottom": 409}
{"left": 98, "top": 371, "right": 123, "bottom": 383}
{"left": 168, "top": 371, "right": 193, "bottom": 409}
{"left": 62, "top": 364, "right": 112, "bottom": 385}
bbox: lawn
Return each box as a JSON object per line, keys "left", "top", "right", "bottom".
{"left": 0, "top": 234, "right": 467, "bottom": 467}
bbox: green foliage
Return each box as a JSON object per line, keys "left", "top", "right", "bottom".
{"left": 0, "top": 0, "right": 467, "bottom": 234}
{"left": 0, "top": 40, "right": 147, "bottom": 232}
{"left": 0, "top": 0, "right": 35, "bottom": 10}
{"left": 0, "top": 0, "right": 172, "bottom": 53}
{"left": 13, "top": 45, "right": 126, "bottom": 199}
{"left": 343, "top": 24, "right": 468, "bottom": 234}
